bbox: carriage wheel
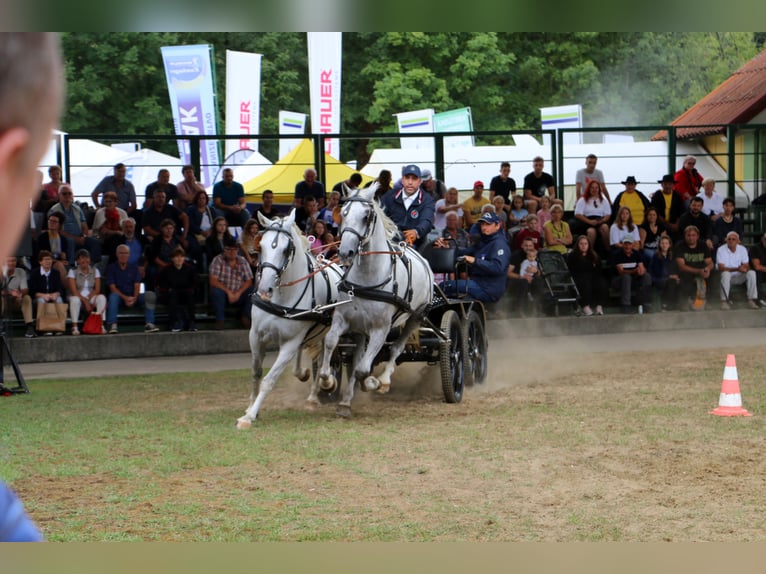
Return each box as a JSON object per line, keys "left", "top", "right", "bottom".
{"left": 463, "top": 310, "right": 487, "bottom": 386}
{"left": 439, "top": 309, "right": 465, "bottom": 404}
{"left": 313, "top": 351, "right": 345, "bottom": 404}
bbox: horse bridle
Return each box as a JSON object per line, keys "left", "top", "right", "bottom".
{"left": 257, "top": 220, "right": 295, "bottom": 285}
{"left": 339, "top": 193, "right": 376, "bottom": 248}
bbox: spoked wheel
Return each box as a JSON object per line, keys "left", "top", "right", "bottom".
{"left": 463, "top": 310, "right": 488, "bottom": 386}
{"left": 313, "top": 351, "right": 345, "bottom": 404}
{"left": 439, "top": 309, "right": 465, "bottom": 403}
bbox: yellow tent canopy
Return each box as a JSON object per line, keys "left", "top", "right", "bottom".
{"left": 242, "top": 139, "right": 372, "bottom": 203}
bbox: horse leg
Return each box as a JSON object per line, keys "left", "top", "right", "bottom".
{"left": 318, "top": 314, "right": 348, "bottom": 393}
{"left": 236, "top": 337, "right": 302, "bottom": 429}
{"left": 293, "top": 347, "right": 311, "bottom": 382}
{"left": 336, "top": 334, "right": 366, "bottom": 418}
{"left": 374, "top": 315, "right": 420, "bottom": 395}
{"left": 354, "top": 327, "right": 388, "bottom": 393}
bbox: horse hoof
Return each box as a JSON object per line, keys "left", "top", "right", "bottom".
{"left": 336, "top": 405, "right": 352, "bottom": 418}
{"left": 304, "top": 399, "right": 320, "bottom": 411}
{"left": 363, "top": 376, "right": 380, "bottom": 392}
{"left": 296, "top": 369, "right": 311, "bottom": 383}
{"left": 235, "top": 419, "right": 252, "bottom": 430}
{"left": 319, "top": 374, "right": 337, "bottom": 392}
{"left": 376, "top": 382, "right": 391, "bottom": 395}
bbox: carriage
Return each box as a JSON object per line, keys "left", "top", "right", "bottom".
{"left": 236, "top": 185, "right": 488, "bottom": 427}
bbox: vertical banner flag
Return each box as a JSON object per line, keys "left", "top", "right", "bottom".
{"left": 395, "top": 108, "right": 435, "bottom": 150}
{"left": 540, "top": 104, "right": 583, "bottom": 146}
{"left": 307, "top": 32, "right": 342, "bottom": 159}
{"left": 278, "top": 111, "right": 307, "bottom": 159}
{"left": 225, "top": 50, "right": 262, "bottom": 158}
{"left": 434, "top": 107, "right": 474, "bottom": 149}
{"left": 160, "top": 44, "right": 221, "bottom": 187}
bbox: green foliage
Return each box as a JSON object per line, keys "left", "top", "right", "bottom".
{"left": 59, "top": 32, "right": 762, "bottom": 163}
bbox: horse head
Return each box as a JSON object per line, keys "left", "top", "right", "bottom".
{"left": 338, "top": 184, "right": 377, "bottom": 266}
{"left": 256, "top": 209, "right": 297, "bottom": 300}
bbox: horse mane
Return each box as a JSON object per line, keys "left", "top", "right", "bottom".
{"left": 373, "top": 199, "right": 399, "bottom": 240}
{"left": 290, "top": 223, "right": 310, "bottom": 251}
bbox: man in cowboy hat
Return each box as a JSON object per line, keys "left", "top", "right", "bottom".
{"left": 610, "top": 175, "right": 650, "bottom": 226}
{"left": 650, "top": 174, "right": 686, "bottom": 239}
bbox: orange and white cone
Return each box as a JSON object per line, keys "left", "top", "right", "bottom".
{"left": 710, "top": 354, "right": 752, "bottom": 417}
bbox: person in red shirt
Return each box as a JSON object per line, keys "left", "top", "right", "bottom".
{"left": 674, "top": 155, "right": 703, "bottom": 205}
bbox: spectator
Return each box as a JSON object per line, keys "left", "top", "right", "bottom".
{"left": 185, "top": 189, "right": 218, "bottom": 258}
{"left": 318, "top": 190, "right": 341, "bottom": 236}
{"left": 512, "top": 213, "right": 542, "bottom": 251}
{"left": 254, "top": 189, "right": 281, "bottom": 221}
{"left": 110, "top": 217, "right": 146, "bottom": 269}
{"left": 294, "top": 168, "right": 326, "bottom": 206}
{"left": 1, "top": 256, "right": 35, "bottom": 338}
{"left": 677, "top": 196, "right": 713, "bottom": 252}
{"left": 536, "top": 195, "right": 553, "bottom": 234}
{"left": 674, "top": 155, "right": 703, "bottom": 205}
{"left": 507, "top": 194, "right": 528, "bottom": 237}
{"left": 638, "top": 207, "right": 668, "bottom": 262}
{"left": 507, "top": 236, "right": 542, "bottom": 315}
{"left": 673, "top": 225, "right": 714, "bottom": 311}
{"left": 419, "top": 169, "right": 447, "bottom": 201}
{"left": 91, "top": 191, "right": 128, "bottom": 247}
{"left": 28, "top": 249, "right": 64, "bottom": 334}
{"left": 91, "top": 162, "right": 137, "bottom": 214}
{"left": 697, "top": 178, "right": 724, "bottom": 220}
{"left": 711, "top": 198, "right": 743, "bottom": 249}
{"left": 611, "top": 235, "right": 652, "bottom": 314}
{"left": 156, "top": 246, "right": 198, "bottom": 332}
{"left": 716, "top": 231, "right": 759, "bottom": 310}
{"left": 105, "top": 244, "right": 158, "bottom": 334}
{"left": 522, "top": 156, "right": 560, "bottom": 212}
{"left": 462, "top": 180, "right": 490, "bottom": 229}
{"left": 492, "top": 195, "right": 508, "bottom": 231}
{"left": 238, "top": 218, "right": 262, "bottom": 272}
{"left": 48, "top": 183, "right": 101, "bottom": 264}
{"left": 213, "top": 167, "right": 250, "bottom": 227}
{"left": 380, "top": 164, "right": 435, "bottom": 250}
{"left": 611, "top": 176, "right": 650, "bottom": 226}
{"left": 332, "top": 172, "right": 363, "bottom": 200}
{"left": 609, "top": 206, "right": 641, "bottom": 255}
{"left": 488, "top": 161, "right": 516, "bottom": 210}
{"left": 40, "top": 164, "right": 66, "bottom": 213}
{"left": 208, "top": 236, "right": 254, "bottom": 330}
{"left": 571, "top": 179, "right": 611, "bottom": 254}
{"left": 434, "top": 186, "right": 464, "bottom": 231}
{"left": 575, "top": 153, "right": 610, "bottom": 201}
{"left": 35, "top": 211, "right": 69, "bottom": 279}
{"left": 295, "top": 195, "right": 319, "bottom": 235}
{"left": 175, "top": 164, "right": 205, "bottom": 212}
{"left": 650, "top": 235, "right": 680, "bottom": 312}
{"left": 748, "top": 231, "right": 766, "bottom": 306}
{"left": 435, "top": 211, "right": 511, "bottom": 303}
{"left": 144, "top": 168, "right": 179, "bottom": 210}
{"left": 363, "top": 169, "right": 392, "bottom": 201}
{"left": 542, "top": 204, "right": 573, "bottom": 255}
{"left": 146, "top": 219, "right": 180, "bottom": 288}
{"left": 566, "top": 235, "right": 608, "bottom": 316}
{"left": 308, "top": 219, "right": 336, "bottom": 260}
{"left": 650, "top": 174, "right": 685, "bottom": 239}
{"left": 205, "top": 216, "right": 233, "bottom": 266}
{"left": 67, "top": 248, "right": 106, "bottom": 336}
{"left": 141, "top": 188, "right": 189, "bottom": 247}
{"left": 438, "top": 212, "right": 472, "bottom": 249}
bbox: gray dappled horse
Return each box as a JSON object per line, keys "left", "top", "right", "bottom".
{"left": 317, "top": 184, "right": 435, "bottom": 418}
{"left": 236, "top": 210, "right": 343, "bottom": 428}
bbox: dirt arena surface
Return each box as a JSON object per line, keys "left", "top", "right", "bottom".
{"left": 11, "top": 326, "right": 766, "bottom": 541}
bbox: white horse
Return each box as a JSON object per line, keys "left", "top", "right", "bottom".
{"left": 317, "top": 185, "right": 435, "bottom": 418}
{"left": 236, "top": 210, "right": 344, "bottom": 429}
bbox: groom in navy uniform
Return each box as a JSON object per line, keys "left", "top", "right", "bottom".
{"left": 379, "top": 164, "right": 435, "bottom": 251}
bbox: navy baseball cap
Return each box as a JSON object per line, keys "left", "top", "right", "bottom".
{"left": 479, "top": 211, "right": 500, "bottom": 224}
{"left": 401, "top": 164, "right": 421, "bottom": 178}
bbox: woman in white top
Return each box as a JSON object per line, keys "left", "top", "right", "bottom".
{"left": 609, "top": 205, "right": 641, "bottom": 255}
{"left": 433, "top": 186, "right": 464, "bottom": 231}
{"left": 571, "top": 180, "right": 611, "bottom": 253}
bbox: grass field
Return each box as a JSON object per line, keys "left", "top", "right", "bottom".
{"left": 2, "top": 344, "right": 766, "bottom": 542}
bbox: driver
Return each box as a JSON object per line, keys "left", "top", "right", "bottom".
{"left": 379, "top": 164, "right": 435, "bottom": 250}
{"left": 434, "top": 211, "right": 510, "bottom": 303}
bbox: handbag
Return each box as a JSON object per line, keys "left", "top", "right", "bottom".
{"left": 82, "top": 312, "right": 103, "bottom": 335}
{"left": 35, "top": 302, "right": 68, "bottom": 333}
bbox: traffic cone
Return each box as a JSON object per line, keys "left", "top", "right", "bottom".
{"left": 710, "top": 354, "right": 752, "bottom": 417}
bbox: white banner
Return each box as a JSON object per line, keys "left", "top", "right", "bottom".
{"left": 395, "top": 108, "right": 434, "bottom": 150}
{"left": 307, "top": 32, "right": 342, "bottom": 159}
{"left": 225, "top": 50, "right": 262, "bottom": 157}
{"left": 160, "top": 44, "right": 221, "bottom": 188}
{"left": 434, "top": 107, "right": 474, "bottom": 149}
{"left": 541, "top": 104, "right": 583, "bottom": 146}
{"left": 278, "top": 110, "right": 307, "bottom": 159}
